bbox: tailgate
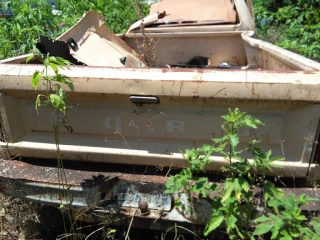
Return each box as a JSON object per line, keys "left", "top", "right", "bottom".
{"left": 0, "top": 65, "right": 319, "bottom": 179}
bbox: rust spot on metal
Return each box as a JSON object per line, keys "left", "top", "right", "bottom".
{"left": 302, "top": 71, "right": 316, "bottom": 75}
{"left": 161, "top": 67, "right": 205, "bottom": 73}
{"left": 0, "top": 160, "right": 167, "bottom": 185}
{"left": 178, "top": 81, "right": 183, "bottom": 96}
{"left": 0, "top": 159, "right": 319, "bottom": 214}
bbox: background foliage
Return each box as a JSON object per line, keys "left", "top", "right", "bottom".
{"left": 254, "top": 0, "right": 320, "bottom": 61}
{"left": 0, "top": 0, "right": 149, "bottom": 59}
{"left": 0, "top": 0, "right": 319, "bottom": 61}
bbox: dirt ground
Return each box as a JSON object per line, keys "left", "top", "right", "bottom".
{"left": 0, "top": 193, "right": 85, "bottom": 240}
{"left": 0, "top": 193, "right": 39, "bottom": 239}
{"left": 0, "top": 193, "right": 198, "bottom": 240}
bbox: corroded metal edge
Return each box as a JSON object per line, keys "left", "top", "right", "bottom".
{"left": 0, "top": 159, "right": 319, "bottom": 229}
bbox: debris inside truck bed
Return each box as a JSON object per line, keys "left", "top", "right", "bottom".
{"left": 36, "top": 10, "right": 145, "bottom": 68}
{"left": 36, "top": 35, "right": 85, "bottom": 65}
{"left": 57, "top": 10, "right": 145, "bottom": 68}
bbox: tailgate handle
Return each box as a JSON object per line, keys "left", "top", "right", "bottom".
{"left": 129, "top": 96, "right": 160, "bottom": 105}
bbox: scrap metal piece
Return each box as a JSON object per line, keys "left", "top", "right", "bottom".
{"left": 36, "top": 35, "right": 84, "bottom": 65}
{"left": 149, "top": 0, "right": 236, "bottom": 23}
{"left": 57, "top": 10, "right": 145, "bottom": 67}
{"left": 218, "top": 61, "right": 231, "bottom": 69}
{"left": 126, "top": 11, "right": 166, "bottom": 33}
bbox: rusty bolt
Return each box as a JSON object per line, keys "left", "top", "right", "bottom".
{"left": 138, "top": 201, "right": 149, "bottom": 214}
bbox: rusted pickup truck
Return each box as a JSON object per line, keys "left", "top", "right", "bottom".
{"left": 0, "top": 0, "right": 319, "bottom": 229}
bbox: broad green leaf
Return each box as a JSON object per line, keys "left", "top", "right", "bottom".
{"left": 32, "top": 45, "right": 43, "bottom": 57}
{"left": 49, "top": 62, "right": 59, "bottom": 74}
{"left": 212, "top": 135, "right": 228, "bottom": 143}
{"left": 49, "top": 56, "right": 57, "bottom": 62}
{"left": 163, "top": 189, "right": 174, "bottom": 194}
{"left": 279, "top": 230, "right": 292, "bottom": 240}
{"left": 225, "top": 214, "right": 237, "bottom": 230}
{"left": 235, "top": 226, "right": 244, "bottom": 239}
{"left": 19, "top": 44, "right": 26, "bottom": 55}
{"left": 229, "top": 133, "right": 239, "bottom": 148}
{"left": 265, "top": 149, "right": 272, "bottom": 159}
{"left": 297, "top": 193, "right": 318, "bottom": 204}
{"left": 53, "top": 74, "right": 74, "bottom": 91}
{"left": 268, "top": 199, "right": 282, "bottom": 207}
{"left": 253, "top": 223, "right": 272, "bottom": 235}
{"left": 202, "top": 143, "right": 213, "bottom": 152}
{"left": 271, "top": 226, "right": 280, "bottom": 239}
{"left": 286, "top": 194, "right": 295, "bottom": 210}
{"left": 191, "top": 177, "right": 208, "bottom": 195}
{"left": 35, "top": 94, "right": 41, "bottom": 112}
{"left": 49, "top": 94, "right": 66, "bottom": 113}
{"left": 239, "top": 177, "right": 250, "bottom": 193}
{"left": 234, "top": 180, "right": 242, "bottom": 201}
{"left": 43, "top": 57, "right": 49, "bottom": 68}
{"left": 222, "top": 180, "right": 234, "bottom": 202}
{"left": 31, "top": 71, "right": 42, "bottom": 90}
{"left": 289, "top": 228, "right": 300, "bottom": 238}
{"left": 51, "top": 56, "right": 71, "bottom": 67}
{"left": 294, "top": 214, "right": 307, "bottom": 221}
{"left": 311, "top": 219, "right": 320, "bottom": 233}
{"left": 249, "top": 139, "right": 260, "bottom": 145}
{"left": 56, "top": 85, "right": 66, "bottom": 98}
{"left": 204, "top": 215, "right": 224, "bottom": 236}
{"left": 264, "top": 180, "right": 283, "bottom": 208}
{"left": 254, "top": 215, "right": 271, "bottom": 223}
{"left": 16, "top": 23, "right": 21, "bottom": 33}
{"left": 244, "top": 115, "right": 259, "bottom": 128}
{"left": 26, "top": 54, "right": 35, "bottom": 64}
{"left": 269, "top": 156, "right": 284, "bottom": 166}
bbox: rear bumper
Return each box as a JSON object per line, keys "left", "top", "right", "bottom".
{"left": 0, "top": 159, "right": 319, "bottom": 230}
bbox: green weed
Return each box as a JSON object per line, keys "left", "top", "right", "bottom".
{"left": 165, "top": 108, "right": 319, "bottom": 239}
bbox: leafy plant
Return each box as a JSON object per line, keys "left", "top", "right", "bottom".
{"left": 253, "top": 194, "right": 319, "bottom": 239}
{"left": 165, "top": 108, "right": 318, "bottom": 239}
{"left": 164, "top": 145, "right": 218, "bottom": 212}
{"left": 203, "top": 109, "right": 283, "bottom": 239}
{"left": 0, "top": 0, "right": 61, "bottom": 59}
{"left": 27, "top": 54, "right": 73, "bottom": 114}
{"left": 27, "top": 52, "right": 79, "bottom": 238}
